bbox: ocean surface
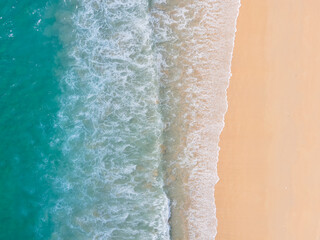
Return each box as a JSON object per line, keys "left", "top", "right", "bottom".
{"left": 0, "top": 0, "right": 239, "bottom": 239}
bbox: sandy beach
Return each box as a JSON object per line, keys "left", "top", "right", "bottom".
{"left": 216, "top": 0, "right": 320, "bottom": 239}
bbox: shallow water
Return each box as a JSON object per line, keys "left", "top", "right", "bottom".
{"left": 151, "top": 1, "right": 240, "bottom": 238}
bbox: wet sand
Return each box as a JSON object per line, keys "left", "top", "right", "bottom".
{"left": 215, "top": 0, "right": 320, "bottom": 239}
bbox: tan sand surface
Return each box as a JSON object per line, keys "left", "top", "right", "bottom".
{"left": 215, "top": 0, "right": 320, "bottom": 239}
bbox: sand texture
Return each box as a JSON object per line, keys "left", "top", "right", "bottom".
{"left": 215, "top": 0, "right": 320, "bottom": 239}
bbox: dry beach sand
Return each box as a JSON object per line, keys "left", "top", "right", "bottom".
{"left": 216, "top": 0, "right": 320, "bottom": 239}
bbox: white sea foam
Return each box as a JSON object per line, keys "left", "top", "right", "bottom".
{"left": 52, "top": 1, "right": 170, "bottom": 239}
{"left": 52, "top": 0, "right": 240, "bottom": 239}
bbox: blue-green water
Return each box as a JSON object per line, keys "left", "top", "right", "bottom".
{"left": 0, "top": 0, "right": 240, "bottom": 239}
{"left": 0, "top": 1, "right": 62, "bottom": 239}
{"left": 1, "top": 1, "right": 170, "bottom": 239}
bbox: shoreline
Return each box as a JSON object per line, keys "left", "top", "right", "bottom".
{"left": 216, "top": 0, "right": 320, "bottom": 239}
{"left": 154, "top": 1, "right": 241, "bottom": 239}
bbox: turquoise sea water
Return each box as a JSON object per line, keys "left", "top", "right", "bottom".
{"left": 0, "top": 1, "right": 61, "bottom": 239}
{"left": 0, "top": 0, "right": 240, "bottom": 239}
{"left": 1, "top": 1, "right": 169, "bottom": 239}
